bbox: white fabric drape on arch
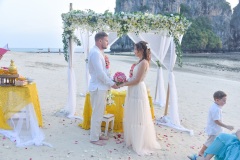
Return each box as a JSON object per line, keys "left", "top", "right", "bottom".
{"left": 79, "top": 30, "right": 95, "bottom": 95}
{"left": 65, "top": 30, "right": 193, "bottom": 134}
{"left": 60, "top": 38, "right": 81, "bottom": 119}
{"left": 135, "top": 32, "right": 171, "bottom": 107}
{"left": 156, "top": 39, "right": 193, "bottom": 135}
{"left": 65, "top": 38, "right": 76, "bottom": 118}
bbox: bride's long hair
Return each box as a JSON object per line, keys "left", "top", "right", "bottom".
{"left": 135, "top": 41, "right": 151, "bottom": 63}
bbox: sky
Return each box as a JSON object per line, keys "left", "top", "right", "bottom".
{"left": 0, "top": 0, "right": 238, "bottom": 48}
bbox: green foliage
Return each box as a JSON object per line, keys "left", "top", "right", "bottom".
{"left": 138, "top": 6, "right": 149, "bottom": 12}
{"left": 116, "top": 0, "right": 122, "bottom": 8}
{"left": 182, "top": 17, "right": 222, "bottom": 51}
{"left": 220, "top": 1, "right": 231, "bottom": 12}
{"left": 180, "top": 4, "right": 191, "bottom": 17}
{"left": 62, "top": 10, "right": 191, "bottom": 64}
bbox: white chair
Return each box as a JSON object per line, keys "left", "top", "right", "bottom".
{"left": 102, "top": 114, "right": 115, "bottom": 136}
{"left": 10, "top": 108, "right": 29, "bottom": 130}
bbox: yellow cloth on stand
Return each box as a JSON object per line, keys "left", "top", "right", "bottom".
{"left": 79, "top": 90, "right": 155, "bottom": 132}
{"left": 0, "top": 83, "right": 43, "bottom": 130}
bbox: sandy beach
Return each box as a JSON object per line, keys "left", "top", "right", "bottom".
{"left": 0, "top": 51, "right": 239, "bottom": 160}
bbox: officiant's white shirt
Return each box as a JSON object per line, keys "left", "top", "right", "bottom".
{"left": 88, "top": 45, "right": 114, "bottom": 91}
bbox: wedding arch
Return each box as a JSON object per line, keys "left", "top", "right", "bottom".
{"left": 61, "top": 6, "right": 193, "bottom": 134}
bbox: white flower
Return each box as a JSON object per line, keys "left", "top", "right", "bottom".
{"left": 146, "top": 43, "right": 150, "bottom": 49}
{"left": 61, "top": 9, "right": 191, "bottom": 65}
{"left": 106, "top": 90, "right": 115, "bottom": 105}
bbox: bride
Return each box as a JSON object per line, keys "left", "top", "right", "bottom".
{"left": 118, "top": 41, "right": 161, "bottom": 155}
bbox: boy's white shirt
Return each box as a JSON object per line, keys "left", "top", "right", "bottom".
{"left": 205, "top": 103, "right": 223, "bottom": 135}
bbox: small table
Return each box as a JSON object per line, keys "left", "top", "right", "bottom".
{"left": 79, "top": 90, "right": 155, "bottom": 132}
{"left": 0, "top": 83, "right": 45, "bottom": 147}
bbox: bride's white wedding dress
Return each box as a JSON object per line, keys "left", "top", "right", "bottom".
{"left": 123, "top": 63, "right": 161, "bottom": 155}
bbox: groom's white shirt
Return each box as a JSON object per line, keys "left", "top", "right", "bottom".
{"left": 88, "top": 45, "right": 114, "bottom": 91}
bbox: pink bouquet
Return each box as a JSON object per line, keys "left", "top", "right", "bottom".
{"left": 113, "top": 72, "right": 127, "bottom": 85}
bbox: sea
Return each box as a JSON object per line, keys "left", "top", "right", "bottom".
{"left": 9, "top": 48, "right": 84, "bottom": 53}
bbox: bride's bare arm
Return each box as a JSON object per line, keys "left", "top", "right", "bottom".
{"left": 120, "top": 60, "right": 148, "bottom": 87}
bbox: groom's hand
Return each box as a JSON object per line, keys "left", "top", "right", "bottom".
{"left": 112, "top": 84, "right": 118, "bottom": 89}
{"left": 118, "top": 83, "right": 124, "bottom": 88}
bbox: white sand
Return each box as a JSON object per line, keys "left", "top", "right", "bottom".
{"left": 0, "top": 52, "right": 239, "bottom": 160}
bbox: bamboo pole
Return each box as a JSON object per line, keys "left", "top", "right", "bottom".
{"left": 164, "top": 83, "right": 170, "bottom": 116}
{"left": 70, "top": 3, "right": 72, "bottom": 11}
{"left": 154, "top": 67, "right": 159, "bottom": 102}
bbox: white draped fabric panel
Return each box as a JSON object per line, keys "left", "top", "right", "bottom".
{"left": 167, "top": 41, "right": 180, "bottom": 126}
{"left": 0, "top": 104, "right": 51, "bottom": 147}
{"left": 65, "top": 30, "right": 193, "bottom": 134}
{"left": 127, "top": 33, "right": 143, "bottom": 43}
{"left": 62, "top": 39, "right": 77, "bottom": 118}
{"left": 108, "top": 32, "right": 119, "bottom": 46}
{"left": 156, "top": 40, "right": 193, "bottom": 135}
{"left": 80, "top": 30, "right": 92, "bottom": 95}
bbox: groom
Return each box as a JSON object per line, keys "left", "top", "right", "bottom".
{"left": 88, "top": 31, "right": 118, "bottom": 146}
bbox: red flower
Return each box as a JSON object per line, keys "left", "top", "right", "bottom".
{"left": 129, "top": 63, "right": 136, "bottom": 78}
{"left": 104, "top": 55, "right": 110, "bottom": 69}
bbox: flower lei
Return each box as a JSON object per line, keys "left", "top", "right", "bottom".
{"left": 129, "top": 63, "right": 136, "bottom": 78}
{"left": 104, "top": 55, "right": 114, "bottom": 105}
{"left": 61, "top": 10, "right": 191, "bottom": 66}
{"left": 104, "top": 55, "right": 110, "bottom": 69}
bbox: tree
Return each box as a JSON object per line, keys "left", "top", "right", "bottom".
{"left": 182, "top": 16, "right": 222, "bottom": 52}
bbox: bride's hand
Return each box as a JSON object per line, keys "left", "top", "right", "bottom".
{"left": 118, "top": 83, "right": 125, "bottom": 88}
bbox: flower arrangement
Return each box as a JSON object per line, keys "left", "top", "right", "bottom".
{"left": 113, "top": 72, "right": 127, "bottom": 85}
{"left": 61, "top": 10, "right": 191, "bottom": 66}
{"left": 129, "top": 63, "right": 136, "bottom": 78}
{"left": 104, "top": 55, "right": 111, "bottom": 78}
{"left": 106, "top": 90, "right": 115, "bottom": 105}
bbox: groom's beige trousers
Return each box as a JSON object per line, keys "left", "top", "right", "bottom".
{"left": 89, "top": 90, "right": 108, "bottom": 141}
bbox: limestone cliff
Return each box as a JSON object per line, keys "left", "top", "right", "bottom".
{"left": 111, "top": 0, "right": 236, "bottom": 51}
{"left": 180, "top": 0, "right": 232, "bottom": 49}
{"left": 229, "top": 3, "right": 240, "bottom": 50}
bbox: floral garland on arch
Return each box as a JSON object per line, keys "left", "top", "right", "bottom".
{"left": 61, "top": 10, "right": 191, "bottom": 66}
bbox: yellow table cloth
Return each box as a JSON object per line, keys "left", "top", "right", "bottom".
{"left": 0, "top": 83, "right": 43, "bottom": 129}
{"left": 79, "top": 90, "right": 155, "bottom": 132}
